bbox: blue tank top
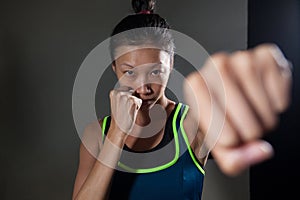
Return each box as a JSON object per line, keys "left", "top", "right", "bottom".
{"left": 101, "top": 103, "right": 205, "bottom": 200}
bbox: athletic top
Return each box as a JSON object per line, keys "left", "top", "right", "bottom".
{"left": 101, "top": 103, "right": 205, "bottom": 200}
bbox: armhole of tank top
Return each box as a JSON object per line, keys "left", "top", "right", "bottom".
{"left": 179, "top": 104, "right": 205, "bottom": 175}
{"left": 101, "top": 116, "right": 109, "bottom": 144}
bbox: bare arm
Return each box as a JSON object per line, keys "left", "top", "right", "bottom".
{"left": 72, "top": 120, "right": 127, "bottom": 200}
{"left": 73, "top": 88, "right": 141, "bottom": 199}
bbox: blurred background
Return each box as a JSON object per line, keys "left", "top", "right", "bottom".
{"left": 1, "top": 0, "right": 299, "bottom": 199}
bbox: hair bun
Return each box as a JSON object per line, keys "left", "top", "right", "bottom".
{"left": 131, "top": 0, "right": 156, "bottom": 14}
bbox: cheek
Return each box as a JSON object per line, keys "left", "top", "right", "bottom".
{"left": 149, "top": 70, "right": 170, "bottom": 85}
{"left": 152, "top": 83, "right": 166, "bottom": 94}
{"left": 117, "top": 77, "right": 134, "bottom": 87}
{"left": 154, "top": 79, "right": 167, "bottom": 87}
{"left": 115, "top": 72, "right": 135, "bottom": 86}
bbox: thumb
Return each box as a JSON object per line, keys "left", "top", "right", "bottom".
{"left": 212, "top": 140, "right": 274, "bottom": 176}
{"left": 130, "top": 96, "right": 142, "bottom": 110}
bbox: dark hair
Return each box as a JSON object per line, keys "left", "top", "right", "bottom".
{"left": 109, "top": 0, "right": 175, "bottom": 61}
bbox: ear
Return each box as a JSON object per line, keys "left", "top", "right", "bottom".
{"left": 112, "top": 61, "right": 116, "bottom": 73}
{"left": 170, "top": 55, "right": 174, "bottom": 71}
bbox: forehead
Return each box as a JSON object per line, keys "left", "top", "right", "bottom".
{"left": 114, "top": 46, "right": 170, "bottom": 66}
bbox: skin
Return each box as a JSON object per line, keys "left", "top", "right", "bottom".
{"left": 111, "top": 47, "right": 176, "bottom": 148}
{"left": 72, "top": 44, "right": 292, "bottom": 199}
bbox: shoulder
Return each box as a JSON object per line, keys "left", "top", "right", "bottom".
{"left": 83, "top": 119, "right": 103, "bottom": 138}
{"left": 181, "top": 104, "right": 198, "bottom": 141}
{"left": 80, "top": 118, "right": 105, "bottom": 157}
{"left": 182, "top": 104, "right": 208, "bottom": 164}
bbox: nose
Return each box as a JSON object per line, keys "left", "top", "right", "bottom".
{"left": 135, "top": 84, "right": 152, "bottom": 95}
{"left": 133, "top": 73, "right": 152, "bottom": 95}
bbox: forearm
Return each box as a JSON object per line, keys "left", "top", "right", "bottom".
{"left": 74, "top": 131, "right": 126, "bottom": 200}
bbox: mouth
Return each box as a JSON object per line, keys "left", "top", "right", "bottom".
{"left": 141, "top": 98, "right": 156, "bottom": 106}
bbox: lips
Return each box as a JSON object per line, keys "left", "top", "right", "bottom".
{"left": 133, "top": 94, "right": 154, "bottom": 102}
{"left": 141, "top": 98, "right": 155, "bottom": 105}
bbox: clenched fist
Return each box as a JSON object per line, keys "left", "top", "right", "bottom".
{"left": 109, "top": 87, "right": 143, "bottom": 134}
{"left": 184, "top": 44, "right": 292, "bottom": 176}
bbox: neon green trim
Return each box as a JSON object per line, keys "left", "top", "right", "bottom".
{"left": 102, "top": 116, "right": 108, "bottom": 143}
{"left": 117, "top": 104, "right": 182, "bottom": 173}
{"left": 180, "top": 105, "right": 205, "bottom": 175}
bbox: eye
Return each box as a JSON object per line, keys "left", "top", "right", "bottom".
{"left": 151, "top": 69, "right": 161, "bottom": 76}
{"left": 125, "top": 70, "right": 134, "bottom": 76}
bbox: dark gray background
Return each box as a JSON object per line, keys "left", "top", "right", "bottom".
{"left": 248, "top": 0, "right": 300, "bottom": 199}
{"left": 1, "top": 0, "right": 298, "bottom": 199}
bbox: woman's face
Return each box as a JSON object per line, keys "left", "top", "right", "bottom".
{"left": 113, "top": 47, "right": 173, "bottom": 108}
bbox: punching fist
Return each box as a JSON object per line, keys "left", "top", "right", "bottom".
{"left": 109, "top": 87, "right": 143, "bottom": 134}
{"left": 184, "top": 44, "right": 292, "bottom": 176}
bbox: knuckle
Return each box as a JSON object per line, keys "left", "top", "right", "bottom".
{"left": 231, "top": 50, "right": 249, "bottom": 58}
{"left": 186, "top": 71, "right": 203, "bottom": 85}
{"left": 254, "top": 43, "right": 278, "bottom": 54}
{"left": 253, "top": 43, "right": 275, "bottom": 59}
{"left": 109, "top": 90, "right": 115, "bottom": 98}
{"left": 120, "top": 94, "right": 128, "bottom": 101}
{"left": 116, "top": 91, "right": 122, "bottom": 98}
{"left": 127, "top": 96, "right": 134, "bottom": 104}
{"left": 231, "top": 51, "right": 255, "bottom": 74}
{"left": 185, "top": 71, "right": 208, "bottom": 95}
{"left": 209, "top": 53, "right": 230, "bottom": 75}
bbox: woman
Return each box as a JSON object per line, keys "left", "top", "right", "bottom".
{"left": 72, "top": 0, "right": 292, "bottom": 199}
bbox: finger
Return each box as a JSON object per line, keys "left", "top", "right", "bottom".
{"left": 197, "top": 103, "right": 241, "bottom": 158}
{"left": 129, "top": 95, "right": 142, "bottom": 110}
{"left": 204, "top": 53, "right": 263, "bottom": 142}
{"left": 117, "top": 92, "right": 141, "bottom": 111}
{"left": 184, "top": 71, "right": 213, "bottom": 138}
{"left": 109, "top": 90, "right": 118, "bottom": 117}
{"left": 119, "top": 94, "right": 141, "bottom": 119}
{"left": 184, "top": 69, "right": 239, "bottom": 156}
{"left": 212, "top": 139, "right": 274, "bottom": 176}
{"left": 126, "top": 97, "right": 140, "bottom": 134}
{"left": 230, "top": 51, "right": 277, "bottom": 130}
{"left": 253, "top": 44, "right": 292, "bottom": 112}
{"left": 127, "top": 97, "right": 136, "bottom": 119}
{"left": 198, "top": 54, "right": 242, "bottom": 147}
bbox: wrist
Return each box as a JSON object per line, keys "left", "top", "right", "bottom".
{"left": 106, "top": 128, "right": 128, "bottom": 146}
{"left": 98, "top": 132, "right": 125, "bottom": 169}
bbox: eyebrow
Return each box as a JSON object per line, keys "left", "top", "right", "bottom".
{"left": 119, "top": 63, "right": 134, "bottom": 68}
{"left": 119, "top": 62, "right": 162, "bottom": 68}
